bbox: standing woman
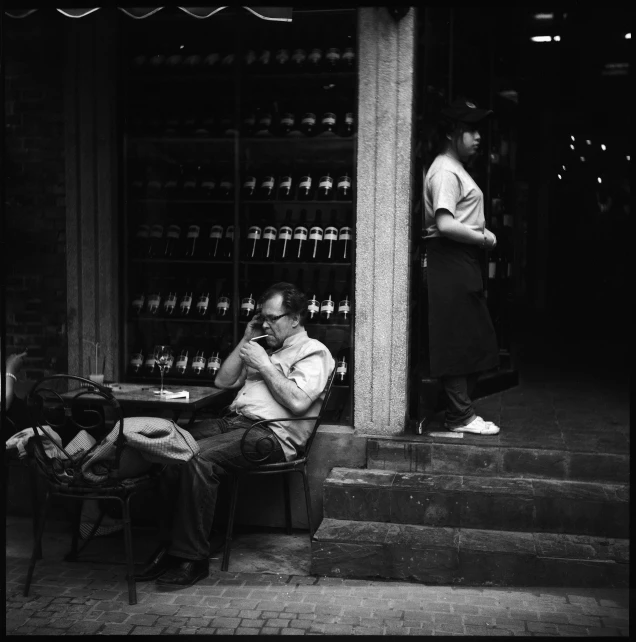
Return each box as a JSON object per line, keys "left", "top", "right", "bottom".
{"left": 423, "top": 98, "right": 500, "bottom": 435}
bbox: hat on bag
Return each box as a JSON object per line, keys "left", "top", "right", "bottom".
{"left": 441, "top": 98, "right": 493, "bottom": 124}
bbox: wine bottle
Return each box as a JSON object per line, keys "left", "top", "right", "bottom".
{"left": 147, "top": 291, "right": 161, "bottom": 316}
{"left": 277, "top": 173, "right": 294, "bottom": 199}
{"left": 292, "top": 213, "right": 309, "bottom": 261}
{"left": 337, "top": 219, "right": 353, "bottom": 261}
{"left": 258, "top": 174, "right": 276, "bottom": 200}
{"left": 262, "top": 222, "right": 277, "bottom": 261}
{"left": 258, "top": 49, "right": 272, "bottom": 71}
{"left": 324, "top": 47, "right": 341, "bottom": 70}
{"left": 242, "top": 109, "right": 256, "bottom": 137}
{"left": 307, "top": 48, "right": 323, "bottom": 70}
{"left": 207, "top": 223, "right": 224, "bottom": 259}
{"left": 182, "top": 161, "right": 200, "bottom": 194}
{"left": 340, "top": 112, "right": 355, "bottom": 137}
{"left": 300, "top": 112, "right": 317, "bottom": 137}
{"left": 308, "top": 210, "right": 324, "bottom": 261}
{"left": 335, "top": 348, "right": 351, "bottom": 385}
{"left": 342, "top": 46, "right": 355, "bottom": 68}
{"left": 215, "top": 288, "right": 232, "bottom": 319}
{"left": 222, "top": 225, "right": 234, "bottom": 259}
{"left": 244, "top": 49, "right": 257, "bottom": 68}
{"left": 323, "top": 210, "right": 339, "bottom": 261}
{"left": 163, "top": 163, "right": 182, "bottom": 193}
{"left": 206, "top": 351, "right": 222, "bottom": 382}
{"left": 218, "top": 175, "right": 234, "bottom": 200}
{"left": 254, "top": 108, "right": 273, "bottom": 136}
{"left": 147, "top": 167, "right": 163, "bottom": 194}
{"left": 196, "top": 290, "right": 211, "bottom": 317}
{"left": 242, "top": 174, "right": 257, "bottom": 198}
{"left": 203, "top": 52, "right": 220, "bottom": 68}
{"left": 200, "top": 166, "right": 217, "bottom": 198}
{"left": 275, "top": 48, "right": 290, "bottom": 67}
{"left": 164, "top": 224, "right": 182, "bottom": 258}
{"left": 320, "top": 270, "right": 337, "bottom": 323}
{"left": 128, "top": 350, "right": 144, "bottom": 376}
{"left": 291, "top": 48, "right": 306, "bottom": 69}
{"left": 306, "top": 271, "right": 321, "bottom": 324}
{"left": 131, "top": 292, "right": 145, "bottom": 316}
{"left": 132, "top": 224, "right": 150, "bottom": 258}
{"left": 240, "top": 290, "right": 256, "bottom": 320}
{"left": 148, "top": 224, "right": 164, "bottom": 258}
{"left": 278, "top": 111, "right": 296, "bottom": 136}
{"left": 245, "top": 222, "right": 263, "bottom": 260}
{"left": 320, "top": 112, "right": 337, "bottom": 136}
{"left": 176, "top": 349, "right": 189, "bottom": 375}
{"left": 276, "top": 210, "right": 294, "bottom": 261}
{"left": 337, "top": 291, "right": 352, "bottom": 324}
{"left": 317, "top": 172, "right": 334, "bottom": 200}
{"left": 163, "top": 292, "right": 178, "bottom": 316}
{"left": 184, "top": 224, "right": 201, "bottom": 258}
{"left": 143, "top": 352, "right": 157, "bottom": 376}
{"left": 192, "top": 350, "right": 206, "bottom": 376}
{"left": 179, "top": 291, "right": 193, "bottom": 317}
{"left": 337, "top": 170, "right": 352, "bottom": 199}
{"left": 298, "top": 173, "right": 314, "bottom": 200}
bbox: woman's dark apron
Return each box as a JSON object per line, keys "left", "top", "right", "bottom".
{"left": 426, "top": 237, "right": 499, "bottom": 378}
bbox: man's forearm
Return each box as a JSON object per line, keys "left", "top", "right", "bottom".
{"left": 215, "top": 339, "right": 248, "bottom": 388}
{"left": 439, "top": 218, "right": 484, "bottom": 245}
{"left": 258, "top": 363, "right": 312, "bottom": 416}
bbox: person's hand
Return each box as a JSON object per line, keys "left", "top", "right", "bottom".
{"left": 6, "top": 351, "right": 27, "bottom": 377}
{"left": 484, "top": 229, "right": 497, "bottom": 250}
{"left": 242, "top": 314, "right": 266, "bottom": 343}
{"left": 239, "top": 339, "right": 270, "bottom": 371}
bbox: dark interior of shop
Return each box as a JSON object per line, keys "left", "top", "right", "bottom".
{"left": 415, "top": 7, "right": 630, "bottom": 378}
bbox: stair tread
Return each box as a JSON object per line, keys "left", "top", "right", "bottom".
{"left": 314, "top": 518, "right": 629, "bottom": 563}
{"left": 326, "top": 467, "right": 629, "bottom": 501}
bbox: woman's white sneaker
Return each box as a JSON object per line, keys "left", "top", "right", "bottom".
{"left": 448, "top": 416, "right": 500, "bottom": 435}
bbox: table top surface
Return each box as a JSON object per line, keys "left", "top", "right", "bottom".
{"left": 63, "top": 383, "right": 227, "bottom": 409}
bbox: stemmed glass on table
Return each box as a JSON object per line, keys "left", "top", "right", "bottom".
{"left": 153, "top": 345, "right": 173, "bottom": 395}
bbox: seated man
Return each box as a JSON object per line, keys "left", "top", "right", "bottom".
{"left": 137, "top": 282, "right": 334, "bottom": 587}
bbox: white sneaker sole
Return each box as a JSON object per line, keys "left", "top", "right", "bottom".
{"left": 447, "top": 417, "right": 501, "bottom": 435}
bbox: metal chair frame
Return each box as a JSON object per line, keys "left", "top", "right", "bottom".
{"left": 22, "top": 374, "right": 163, "bottom": 605}
{"left": 221, "top": 369, "right": 337, "bottom": 572}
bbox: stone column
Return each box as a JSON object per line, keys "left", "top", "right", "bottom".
{"left": 354, "top": 8, "right": 417, "bottom": 435}
{"left": 65, "top": 12, "right": 120, "bottom": 381}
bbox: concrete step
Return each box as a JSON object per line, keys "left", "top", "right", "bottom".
{"left": 310, "top": 518, "right": 629, "bottom": 587}
{"left": 323, "top": 468, "right": 629, "bottom": 539}
{"left": 366, "top": 435, "right": 630, "bottom": 484}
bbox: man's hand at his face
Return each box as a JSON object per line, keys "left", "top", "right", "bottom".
{"left": 239, "top": 339, "right": 271, "bottom": 371}
{"left": 243, "top": 314, "right": 265, "bottom": 342}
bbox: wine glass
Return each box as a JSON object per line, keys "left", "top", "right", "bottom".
{"left": 153, "top": 344, "right": 173, "bottom": 395}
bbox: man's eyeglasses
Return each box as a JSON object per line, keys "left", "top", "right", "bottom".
{"left": 261, "top": 312, "right": 289, "bottom": 324}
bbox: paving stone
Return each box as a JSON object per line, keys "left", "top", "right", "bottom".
{"left": 130, "top": 625, "right": 164, "bottom": 635}
{"left": 97, "top": 611, "right": 130, "bottom": 623}
{"left": 290, "top": 620, "right": 314, "bottom": 630}
{"left": 601, "top": 617, "right": 630, "bottom": 628}
{"left": 434, "top": 622, "right": 467, "bottom": 634}
{"left": 280, "top": 628, "right": 305, "bottom": 635}
{"left": 353, "top": 626, "right": 384, "bottom": 635}
{"left": 527, "top": 621, "right": 560, "bottom": 633}
{"left": 464, "top": 625, "right": 511, "bottom": 636}
{"left": 100, "top": 624, "right": 134, "bottom": 634}
{"left": 260, "top": 627, "right": 282, "bottom": 635}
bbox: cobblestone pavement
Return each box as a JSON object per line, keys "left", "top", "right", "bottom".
{"left": 6, "top": 557, "right": 629, "bottom": 636}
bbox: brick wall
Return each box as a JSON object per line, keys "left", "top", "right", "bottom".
{"left": 4, "top": 12, "right": 68, "bottom": 385}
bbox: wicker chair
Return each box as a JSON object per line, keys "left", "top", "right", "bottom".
{"left": 22, "top": 374, "right": 164, "bottom": 605}
{"left": 221, "top": 368, "right": 336, "bottom": 571}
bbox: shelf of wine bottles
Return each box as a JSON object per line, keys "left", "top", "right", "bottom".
{"left": 122, "top": 9, "right": 357, "bottom": 423}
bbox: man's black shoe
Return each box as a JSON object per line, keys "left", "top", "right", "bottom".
{"left": 134, "top": 544, "right": 176, "bottom": 582}
{"left": 155, "top": 558, "right": 209, "bottom": 587}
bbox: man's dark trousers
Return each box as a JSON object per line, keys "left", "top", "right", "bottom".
{"left": 158, "top": 414, "right": 286, "bottom": 560}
